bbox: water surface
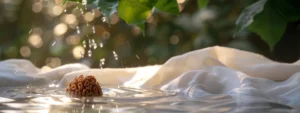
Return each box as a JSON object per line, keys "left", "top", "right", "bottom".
{"left": 0, "top": 86, "right": 298, "bottom": 113}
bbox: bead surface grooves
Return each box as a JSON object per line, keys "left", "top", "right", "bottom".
{"left": 66, "top": 75, "right": 103, "bottom": 97}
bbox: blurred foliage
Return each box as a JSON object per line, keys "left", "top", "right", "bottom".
{"left": 0, "top": 0, "right": 300, "bottom": 69}
{"left": 236, "top": 0, "right": 300, "bottom": 49}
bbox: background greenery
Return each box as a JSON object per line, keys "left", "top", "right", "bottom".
{"left": 0, "top": 0, "right": 300, "bottom": 69}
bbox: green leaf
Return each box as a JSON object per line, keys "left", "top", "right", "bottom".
{"left": 197, "top": 0, "right": 209, "bottom": 9}
{"left": 88, "top": 0, "right": 119, "bottom": 24}
{"left": 154, "top": 0, "right": 179, "bottom": 15}
{"left": 235, "top": 0, "right": 267, "bottom": 33}
{"left": 270, "top": 0, "right": 300, "bottom": 22}
{"left": 117, "top": 0, "right": 152, "bottom": 24}
{"left": 63, "top": 0, "right": 82, "bottom": 4}
{"left": 248, "top": 1, "right": 287, "bottom": 49}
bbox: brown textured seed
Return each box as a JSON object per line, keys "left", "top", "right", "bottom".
{"left": 66, "top": 75, "right": 103, "bottom": 97}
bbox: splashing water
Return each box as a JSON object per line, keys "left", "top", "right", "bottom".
{"left": 88, "top": 50, "right": 92, "bottom": 57}
{"left": 92, "top": 25, "right": 96, "bottom": 34}
{"left": 113, "top": 51, "right": 118, "bottom": 60}
{"left": 99, "top": 58, "right": 105, "bottom": 68}
{"left": 100, "top": 58, "right": 105, "bottom": 65}
{"left": 101, "top": 17, "right": 106, "bottom": 22}
{"left": 92, "top": 39, "right": 95, "bottom": 44}
{"left": 88, "top": 39, "right": 92, "bottom": 48}
{"left": 83, "top": 40, "right": 86, "bottom": 48}
{"left": 80, "top": 8, "right": 84, "bottom": 14}
{"left": 93, "top": 43, "right": 97, "bottom": 49}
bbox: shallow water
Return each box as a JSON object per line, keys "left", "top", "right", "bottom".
{"left": 0, "top": 86, "right": 298, "bottom": 113}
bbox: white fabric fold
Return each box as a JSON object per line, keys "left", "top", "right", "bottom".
{"left": 1, "top": 46, "right": 300, "bottom": 107}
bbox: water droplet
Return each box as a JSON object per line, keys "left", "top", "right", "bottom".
{"left": 100, "top": 58, "right": 105, "bottom": 65}
{"left": 92, "top": 25, "right": 96, "bottom": 34}
{"left": 88, "top": 50, "right": 92, "bottom": 57}
{"left": 76, "top": 26, "right": 80, "bottom": 34}
{"left": 113, "top": 51, "right": 118, "bottom": 60}
{"left": 83, "top": 40, "right": 86, "bottom": 48}
{"left": 51, "top": 41, "right": 56, "bottom": 46}
{"left": 99, "top": 42, "right": 103, "bottom": 48}
{"left": 28, "top": 29, "right": 32, "bottom": 34}
{"left": 80, "top": 8, "right": 84, "bottom": 14}
{"left": 99, "top": 58, "right": 105, "bottom": 69}
{"left": 93, "top": 43, "right": 97, "bottom": 49}
{"left": 99, "top": 63, "right": 103, "bottom": 69}
{"left": 87, "top": 39, "right": 93, "bottom": 49}
{"left": 48, "top": 84, "right": 55, "bottom": 88}
{"left": 101, "top": 17, "right": 106, "bottom": 22}
{"left": 92, "top": 10, "right": 95, "bottom": 16}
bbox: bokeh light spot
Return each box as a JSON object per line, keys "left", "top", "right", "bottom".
{"left": 20, "top": 46, "right": 31, "bottom": 57}
{"left": 32, "top": 3, "right": 43, "bottom": 13}
{"left": 53, "top": 5, "right": 63, "bottom": 16}
{"left": 54, "top": 23, "right": 68, "bottom": 36}
{"left": 73, "top": 46, "right": 85, "bottom": 59}
{"left": 170, "top": 35, "right": 179, "bottom": 45}
{"left": 66, "top": 35, "right": 80, "bottom": 45}
{"left": 102, "top": 31, "right": 110, "bottom": 39}
{"left": 28, "top": 34, "right": 43, "bottom": 48}
{"left": 63, "top": 14, "right": 77, "bottom": 25}
{"left": 84, "top": 12, "right": 94, "bottom": 22}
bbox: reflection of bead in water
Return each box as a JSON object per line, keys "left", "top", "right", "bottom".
{"left": 88, "top": 50, "right": 92, "bottom": 57}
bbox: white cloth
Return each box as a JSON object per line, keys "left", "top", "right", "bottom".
{"left": 1, "top": 46, "right": 300, "bottom": 107}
